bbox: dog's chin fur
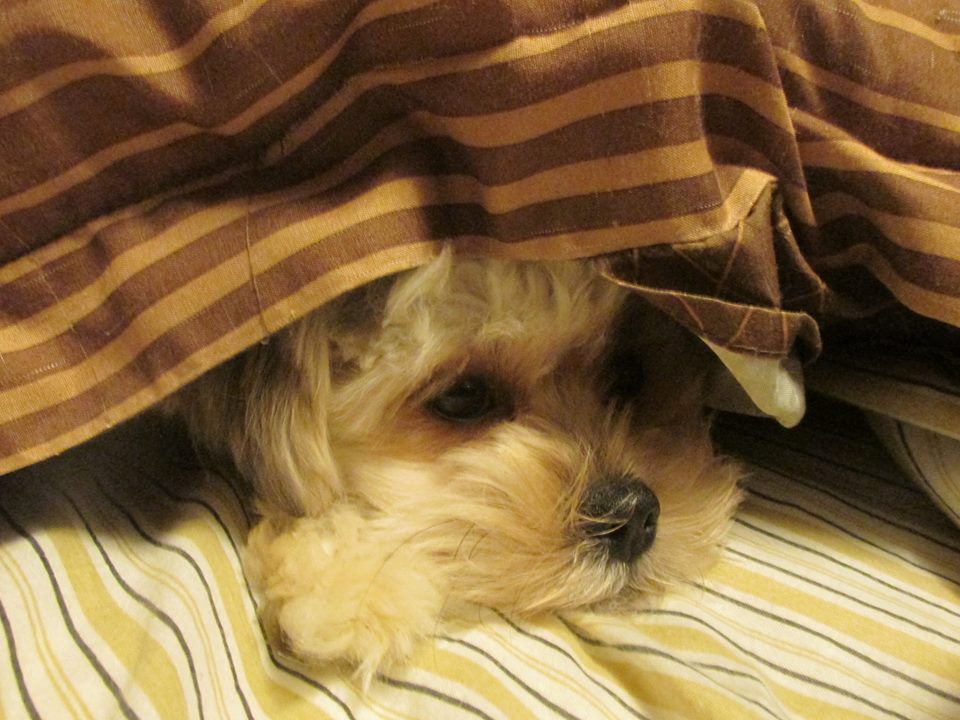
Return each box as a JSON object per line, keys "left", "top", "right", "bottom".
{"left": 167, "top": 249, "right": 743, "bottom": 680}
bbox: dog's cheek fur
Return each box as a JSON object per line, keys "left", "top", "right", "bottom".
{"left": 343, "top": 424, "right": 624, "bottom": 613}
{"left": 623, "top": 431, "right": 745, "bottom": 596}
{"left": 336, "top": 416, "right": 743, "bottom": 614}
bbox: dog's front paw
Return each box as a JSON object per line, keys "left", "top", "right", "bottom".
{"left": 245, "top": 508, "right": 444, "bottom": 681}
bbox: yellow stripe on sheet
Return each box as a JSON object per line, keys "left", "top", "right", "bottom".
{"left": 732, "top": 532, "right": 960, "bottom": 653}
{"left": 743, "top": 493, "right": 960, "bottom": 608}
{"left": 712, "top": 405, "right": 960, "bottom": 720}
{"left": 0, "top": 542, "right": 93, "bottom": 720}
{"left": 98, "top": 472, "right": 329, "bottom": 720}
{"left": 85, "top": 496, "right": 235, "bottom": 720}
{"left": 572, "top": 609, "right": 886, "bottom": 720}
{"left": 128, "top": 474, "right": 360, "bottom": 720}
{"left": 711, "top": 559, "right": 953, "bottom": 688}
{"left": 564, "top": 612, "right": 801, "bottom": 720}
{"left": 475, "top": 623, "right": 627, "bottom": 720}
{"left": 44, "top": 511, "right": 192, "bottom": 719}
{"left": 148, "top": 510, "right": 320, "bottom": 720}
{"left": 483, "top": 618, "right": 633, "bottom": 720}
{"left": 392, "top": 646, "right": 543, "bottom": 720}
{"left": 702, "top": 559, "right": 960, "bottom": 720}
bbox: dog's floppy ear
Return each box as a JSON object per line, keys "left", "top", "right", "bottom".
{"left": 248, "top": 315, "right": 344, "bottom": 516}
{"left": 167, "top": 311, "right": 343, "bottom": 517}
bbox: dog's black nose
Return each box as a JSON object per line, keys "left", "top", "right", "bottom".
{"left": 579, "top": 475, "right": 660, "bottom": 563}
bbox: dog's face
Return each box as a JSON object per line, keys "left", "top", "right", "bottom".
{"left": 171, "top": 251, "right": 742, "bottom": 671}
{"left": 234, "top": 254, "right": 740, "bottom": 609}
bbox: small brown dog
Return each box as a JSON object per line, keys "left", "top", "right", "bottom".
{"left": 168, "top": 249, "right": 743, "bottom": 679}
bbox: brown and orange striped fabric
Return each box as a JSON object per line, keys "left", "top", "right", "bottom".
{"left": 1, "top": 0, "right": 959, "bottom": 474}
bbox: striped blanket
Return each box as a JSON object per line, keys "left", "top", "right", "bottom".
{"left": 1, "top": 1, "right": 959, "bottom": 717}
{"left": 2, "top": 0, "right": 958, "bottom": 473}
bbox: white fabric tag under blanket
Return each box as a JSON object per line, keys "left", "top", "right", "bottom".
{"left": 702, "top": 341, "right": 807, "bottom": 429}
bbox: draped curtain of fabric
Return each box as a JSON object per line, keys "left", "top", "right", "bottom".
{"left": 1, "top": 0, "right": 958, "bottom": 474}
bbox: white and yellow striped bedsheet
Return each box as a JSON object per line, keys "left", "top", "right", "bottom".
{"left": 1, "top": 399, "right": 959, "bottom": 720}
{"left": 807, "top": 351, "right": 960, "bottom": 529}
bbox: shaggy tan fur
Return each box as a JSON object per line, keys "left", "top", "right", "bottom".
{"left": 167, "top": 249, "right": 743, "bottom": 680}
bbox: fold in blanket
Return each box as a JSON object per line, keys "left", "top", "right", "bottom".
{"left": 1, "top": 0, "right": 958, "bottom": 473}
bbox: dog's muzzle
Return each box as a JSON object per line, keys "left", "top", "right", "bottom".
{"left": 579, "top": 475, "right": 660, "bottom": 563}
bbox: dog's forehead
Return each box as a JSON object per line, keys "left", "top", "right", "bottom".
{"left": 327, "top": 256, "right": 638, "bottom": 386}
{"left": 423, "top": 257, "right": 624, "bottom": 327}
{"left": 424, "top": 258, "right": 629, "bottom": 357}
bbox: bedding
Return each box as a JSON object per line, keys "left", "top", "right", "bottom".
{"left": 2, "top": 0, "right": 959, "bottom": 473}
{"left": 807, "top": 339, "right": 960, "bottom": 526}
{"left": 2, "top": 1, "right": 960, "bottom": 718}
{"left": 2, "top": 395, "right": 958, "bottom": 719}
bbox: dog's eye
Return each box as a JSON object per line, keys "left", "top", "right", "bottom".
{"left": 607, "top": 352, "right": 644, "bottom": 402}
{"left": 427, "top": 376, "right": 498, "bottom": 423}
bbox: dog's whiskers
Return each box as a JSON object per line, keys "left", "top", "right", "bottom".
{"left": 452, "top": 522, "right": 479, "bottom": 561}
{"left": 359, "top": 518, "right": 461, "bottom": 609}
{"left": 466, "top": 529, "right": 489, "bottom": 561}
